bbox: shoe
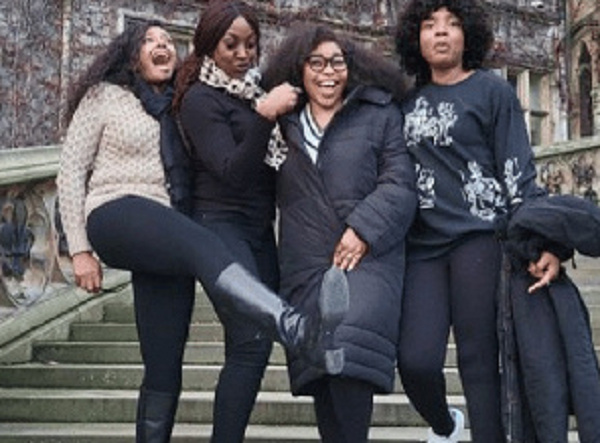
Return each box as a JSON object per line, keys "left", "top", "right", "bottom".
{"left": 427, "top": 408, "right": 465, "bottom": 443}
{"left": 316, "top": 265, "right": 350, "bottom": 373}
{"left": 213, "top": 263, "right": 349, "bottom": 374}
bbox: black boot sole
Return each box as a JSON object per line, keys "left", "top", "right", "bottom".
{"left": 319, "top": 266, "right": 350, "bottom": 374}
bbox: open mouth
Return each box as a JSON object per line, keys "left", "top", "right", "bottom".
{"left": 151, "top": 51, "right": 171, "bottom": 66}
{"left": 318, "top": 80, "right": 338, "bottom": 89}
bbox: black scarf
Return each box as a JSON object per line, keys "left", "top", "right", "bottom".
{"left": 133, "top": 77, "right": 192, "bottom": 215}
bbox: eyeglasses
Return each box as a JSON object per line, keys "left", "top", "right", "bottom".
{"left": 305, "top": 55, "right": 347, "bottom": 73}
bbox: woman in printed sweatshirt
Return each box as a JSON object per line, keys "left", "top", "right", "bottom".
{"left": 394, "top": 1, "right": 563, "bottom": 441}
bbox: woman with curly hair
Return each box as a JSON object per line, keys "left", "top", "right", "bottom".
{"left": 58, "top": 19, "right": 343, "bottom": 443}
{"left": 173, "top": 1, "right": 303, "bottom": 441}
{"left": 394, "top": 1, "right": 562, "bottom": 442}
{"left": 262, "top": 24, "right": 417, "bottom": 443}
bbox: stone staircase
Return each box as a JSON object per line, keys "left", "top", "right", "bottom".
{"left": 0, "top": 255, "right": 599, "bottom": 442}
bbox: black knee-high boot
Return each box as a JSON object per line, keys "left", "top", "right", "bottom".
{"left": 136, "top": 387, "right": 179, "bottom": 443}
{"left": 213, "top": 263, "right": 349, "bottom": 374}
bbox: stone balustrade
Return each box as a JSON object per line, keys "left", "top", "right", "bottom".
{"left": 0, "top": 145, "right": 73, "bottom": 317}
{"left": 1, "top": 137, "right": 599, "bottom": 322}
{"left": 535, "top": 136, "right": 600, "bottom": 203}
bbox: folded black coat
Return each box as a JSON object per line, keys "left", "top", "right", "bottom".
{"left": 501, "top": 195, "right": 600, "bottom": 443}
{"left": 508, "top": 195, "right": 600, "bottom": 258}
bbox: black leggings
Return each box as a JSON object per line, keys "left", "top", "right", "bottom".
{"left": 397, "top": 234, "right": 505, "bottom": 443}
{"left": 86, "top": 197, "right": 248, "bottom": 394}
{"left": 197, "top": 214, "right": 278, "bottom": 443}
{"left": 87, "top": 196, "right": 235, "bottom": 291}
{"left": 312, "top": 376, "right": 375, "bottom": 443}
{"left": 132, "top": 272, "right": 194, "bottom": 394}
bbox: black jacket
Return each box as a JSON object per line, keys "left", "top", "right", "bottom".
{"left": 179, "top": 82, "right": 277, "bottom": 228}
{"left": 277, "top": 86, "right": 417, "bottom": 394}
{"left": 501, "top": 195, "right": 600, "bottom": 442}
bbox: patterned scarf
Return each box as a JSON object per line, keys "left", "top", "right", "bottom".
{"left": 198, "top": 56, "right": 288, "bottom": 170}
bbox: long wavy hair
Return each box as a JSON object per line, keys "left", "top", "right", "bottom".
{"left": 173, "top": 0, "right": 260, "bottom": 111}
{"left": 65, "top": 20, "right": 164, "bottom": 124}
{"left": 261, "top": 23, "right": 408, "bottom": 105}
{"left": 395, "top": 0, "right": 493, "bottom": 86}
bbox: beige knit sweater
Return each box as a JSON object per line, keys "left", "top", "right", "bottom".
{"left": 57, "top": 82, "right": 171, "bottom": 256}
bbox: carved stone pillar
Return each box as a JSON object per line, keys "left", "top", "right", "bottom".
{"left": 0, "top": 146, "right": 72, "bottom": 313}
{"left": 592, "top": 84, "right": 600, "bottom": 136}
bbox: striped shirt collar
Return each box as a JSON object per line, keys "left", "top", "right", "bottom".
{"left": 300, "top": 104, "right": 324, "bottom": 164}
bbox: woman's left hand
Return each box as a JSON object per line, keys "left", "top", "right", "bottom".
{"left": 72, "top": 251, "right": 103, "bottom": 293}
{"left": 333, "top": 227, "right": 368, "bottom": 271}
{"left": 527, "top": 251, "right": 560, "bottom": 293}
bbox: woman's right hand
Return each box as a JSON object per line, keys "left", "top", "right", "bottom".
{"left": 333, "top": 227, "right": 368, "bottom": 271}
{"left": 72, "top": 251, "right": 103, "bottom": 293}
{"left": 527, "top": 250, "right": 560, "bottom": 294}
{"left": 255, "top": 82, "right": 300, "bottom": 121}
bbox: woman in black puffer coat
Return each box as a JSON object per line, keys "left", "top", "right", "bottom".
{"left": 262, "top": 24, "right": 417, "bottom": 443}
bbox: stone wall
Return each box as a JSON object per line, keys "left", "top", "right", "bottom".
{"left": 536, "top": 136, "right": 600, "bottom": 203}
{"left": 0, "top": 0, "right": 397, "bottom": 150}
{"left": 0, "top": 0, "right": 565, "bottom": 149}
{"left": 491, "top": 2, "right": 563, "bottom": 70}
{"left": 0, "top": 1, "right": 63, "bottom": 149}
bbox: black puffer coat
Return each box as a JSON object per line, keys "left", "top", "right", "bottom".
{"left": 277, "top": 86, "right": 417, "bottom": 395}
{"left": 501, "top": 195, "right": 600, "bottom": 442}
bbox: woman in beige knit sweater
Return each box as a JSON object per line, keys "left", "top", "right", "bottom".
{"left": 57, "top": 20, "right": 347, "bottom": 443}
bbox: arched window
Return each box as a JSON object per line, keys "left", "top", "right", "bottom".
{"left": 578, "top": 44, "right": 593, "bottom": 137}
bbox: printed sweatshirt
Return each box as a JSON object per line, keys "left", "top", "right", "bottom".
{"left": 401, "top": 69, "right": 543, "bottom": 260}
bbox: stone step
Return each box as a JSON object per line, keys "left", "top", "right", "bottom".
{"left": 0, "top": 389, "right": 584, "bottom": 435}
{"left": 32, "top": 342, "right": 288, "bottom": 365}
{"left": 102, "top": 293, "right": 600, "bottom": 324}
{"left": 0, "top": 423, "right": 463, "bottom": 443}
{"left": 70, "top": 322, "right": 225, "bottom": 342}
{"left": 0, "top": 363, "right": 464, "bottom": 394}
{"left": 0, "top": 389, "right": 458, "bottom": 427}
{"left": 578, "top": 282, "right": 600, "bottom": 294}
{"left": 0, "top": 423, "right": 583, "bottom": 443}
{"left": 99, "top": 283, "right": 600, "bottom": 342}
{"left": 567, "top": 262, "right": 600, "bottom": 284}
{"left": 31, "top": 340, "right": 600, "bottom": 368}
{"left": 68, "top": 318, "right": 600, "bottom": 343}
{"left": 102, "top": 299, "right": 218, "bottom": 324}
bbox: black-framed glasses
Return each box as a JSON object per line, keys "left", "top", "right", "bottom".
{"left": 305, "top": 55, "right": 347, "bottom": 73}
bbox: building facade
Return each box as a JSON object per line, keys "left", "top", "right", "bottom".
{"left": 0, "top": 0, "right": 572, "bottom": 150}
{"left": 567, "top": 0, "right": 600, "bottom": 138}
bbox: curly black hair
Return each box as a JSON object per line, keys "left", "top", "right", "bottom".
{"left": 261, "top": 23, "right": 408, "bottom": 105}
{"left": 65, "top": 20, "right": 164, "bottom": 124}
{"left": 395, "top": 0, "right": 493, "bottom": 86}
